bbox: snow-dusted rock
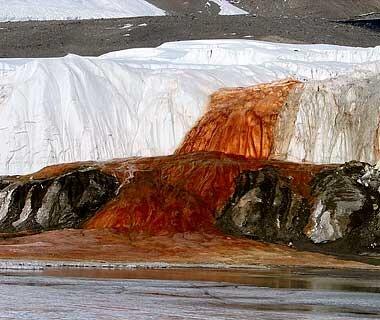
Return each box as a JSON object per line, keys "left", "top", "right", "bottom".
{"left": 305, "top": 161, "right": 380, "bottom": 248}
{"left": 208, "top": 0, "right": 248, "bottom": 15}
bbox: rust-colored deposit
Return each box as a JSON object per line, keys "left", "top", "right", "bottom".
{"left": 24, "top": 79, "right": 309, "bottom": 236}
{"left": 0, "top": 229, "right": 376, "bottom": 270}
{"left": 1, "top": 79, "right": 377, "bottom": 271}
{"left": 29, "top": 152, "right": 332, "bottom": 235}
{"left": 66, "top": 152, "right": 329, "bottom": 234}
{"left": 176, "top": 79, "right": 301, "bottom": 159}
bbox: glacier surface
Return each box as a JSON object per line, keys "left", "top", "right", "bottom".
{"left": 0, "top": 0, "right": 165, "bottom": 21}
{"left": 0, "top": 0, "right": 247, "bottom": 21}
{"left": 1, "top": 40, "right": 380, "bottom": 175}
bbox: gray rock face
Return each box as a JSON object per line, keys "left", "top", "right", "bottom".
{"left": 217, "top": 167, "right": 309, "bottom": 243}
{"left": 217, "top": 162, "right": 380, "bottom": 254}
{"left": 306, "top": 161, "right": 380, "bottom": 251}
{"left": 0, "top": 168, "right": 119, "bottom": 233}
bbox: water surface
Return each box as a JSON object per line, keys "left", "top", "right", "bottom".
{"left": 0, "top": 268, "right": 379, "bottom": 320}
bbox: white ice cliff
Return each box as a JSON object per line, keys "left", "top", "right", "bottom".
{"left": 1, "top": 40, "right": 380, "bottom": 175}
{"left": 272, "top": 73, "right": 380, "bottom": 164}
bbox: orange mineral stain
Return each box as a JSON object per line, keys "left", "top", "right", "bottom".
{"left": 84, "top": 152, "right": 331, "bottom": 235}
{"left": 176, "top": 79, "right": 301, "bottom": 159}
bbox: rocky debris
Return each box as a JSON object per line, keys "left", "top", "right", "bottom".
{"left": 216, "top": 167, "right": 309, "bottom": 243}
{"left": 339, "top": 13, "right": 380, "bottom": 31}
{"left": 147, "top": 0, "right": 222, "bottom": 15}
{"left": 2, "top": 14, "right": 380, "bottom": 59}
{"left": 235, "top": 0, "right": 380, "bottom": 19}
{"left": 306, "top": 161, "right": 380, "bottom": 252}
{"left": 217, "top": 162, "right": 380, "bottom": 254}
{"left": 0, "top": 168, "right": 119, "bottom": 233}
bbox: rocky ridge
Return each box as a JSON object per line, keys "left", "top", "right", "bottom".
{"left": 217, "top": 161, "right": 380, "bottom": 253}
{"left": 0, "top": 168, "right": 118, "bottom": 233}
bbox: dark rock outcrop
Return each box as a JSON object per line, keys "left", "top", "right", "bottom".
{"left": 0, "top": 168, "right": 119, "bottom": 233}
{"left": 217, "top": 167, "right": 309, "bottom": 243}
{"left": 306, "top": 161, "right": 380, "bottom": 253}
{"left": 217, "top": 162, "right": 380, "bottom": 254}
{"left": 0, "top": 152, "right": 379, "bottom": 256}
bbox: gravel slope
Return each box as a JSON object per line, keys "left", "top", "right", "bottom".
{"left": 1, "top": 1, "right": 380, "bottom": 57}
{"left": 1, "top": 15, "right": 380, "bottom": 58}
{"left": 235, "top": 0, "right": 380, "bottom": 18}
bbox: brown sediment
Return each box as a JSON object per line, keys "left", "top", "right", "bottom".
{"left": 21, "top": 78, "right": 319, "bottom": 238}
{"left": 0, "top": 229, "right": 377, "bottom": 270}
{"left": 176, "top": 80, "right": 301, "bottom": 159}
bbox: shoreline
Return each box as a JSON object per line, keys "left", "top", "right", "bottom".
{"left": 1, "top": 258, "right": 379, "bottom": 273}
{"left": 0, "top": 229, "right": 378, "bottom": 273}
{"left": 0, "top": 259, "right": 269, "bottom": 271}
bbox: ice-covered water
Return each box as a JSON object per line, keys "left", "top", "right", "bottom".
{"left": 0, "top": 268, "right": 379, "bottom": 319}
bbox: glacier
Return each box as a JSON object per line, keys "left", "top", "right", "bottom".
{"left": 1, "top": 40, "right": 380, "bottom": 175}
{"left": 0, "top": 0, "right": 248, "bottom": 21}
{"left": 0, "top": 0, "right": 165, "bottom": 21}
{"left": 272, "top": 74, "right": 380, "bottom": 164}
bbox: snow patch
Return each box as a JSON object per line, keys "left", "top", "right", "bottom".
{"left": 0, "top": 0, "right": 165, "bottom": 22}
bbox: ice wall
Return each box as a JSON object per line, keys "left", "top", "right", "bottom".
{"left": 272, "top": 73, "right": 380, "bottom": 164}
{"left": 0, "top": 55, "right": 260, "bottom": 175}
{"left": 1, "top": 40, "right": 380, "bottom": 175}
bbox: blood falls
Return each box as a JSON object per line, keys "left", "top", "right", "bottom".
{"left": 177, "top": 75, "right": 380, "bottom": 165}
{"left": 1, "top": 60, "right": 380, "bottom": 257}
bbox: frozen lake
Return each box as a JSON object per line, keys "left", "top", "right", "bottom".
{"left": 0, "top": 268, "right": 379, "bottom": 320}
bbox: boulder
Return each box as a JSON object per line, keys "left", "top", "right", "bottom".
{"left": 305, "top": 161, "right": 380, "bottom": 252}
{"left": 0, "top": 168, "right": 119, "bottom": 233}
{"left": 216, "top": 167, "right": 309, "bottom": 243}
{"left": 216, "top": 161, "right": 380, "bottom": 254}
